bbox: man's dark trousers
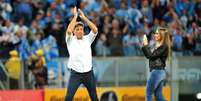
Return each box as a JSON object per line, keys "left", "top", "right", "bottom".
{"left": 65, "top": 69, "right": 98, "bottom": 101}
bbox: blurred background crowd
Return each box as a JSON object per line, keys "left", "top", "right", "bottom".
{"left": 1, "top": 0, "right": 201, "bottom": 60}
{"left": 0, "top": 0, "right": 201, "bottom": 101}
{"left": 1, "top": 0, "right": 201, "bottom": 89}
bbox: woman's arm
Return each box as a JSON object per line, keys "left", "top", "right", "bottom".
{"left": 142, "top": 34, "right": 167, "bottom": 59}
{"left": 142, "top": 45, "right": 167, "bottom": 60}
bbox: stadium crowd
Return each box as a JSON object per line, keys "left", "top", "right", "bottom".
{"left": 1, "top": 0, "right": 201, "bottom": 89}
{"left": 0, "top": 0, "right": 201, "bottom": 60}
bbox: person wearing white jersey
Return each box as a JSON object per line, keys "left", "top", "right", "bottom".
{"left": 64, "top": 7, "right": 98, "bottom": 101}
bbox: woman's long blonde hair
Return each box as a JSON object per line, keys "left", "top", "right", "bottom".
{"left": 158, "top": 27, "right": 172, "bottom": 59}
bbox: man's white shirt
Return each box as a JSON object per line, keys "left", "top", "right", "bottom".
{"left": 66, "top": 31, "right": 97, "bottom": 73}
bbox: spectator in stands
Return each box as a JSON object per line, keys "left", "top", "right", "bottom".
{"left": 55, "top": 0, "right": 67, "bottom": 18}
{"left": 15, "top": 29, "right": 30, "bottom": 60}
{"left": 1, "top": 19, "right": 15, "bottom": 35}
{"left": 48, "top": 2, "right": 58, "bottom": 20}
{"left": 115, "top": 1, "right": 128, "bottom": 21}
{"left": 0, "top": 19, "right": 18, "bottom": 59}
{"left": 65, "top": 5, "right": 74, "bottom": 20}
{"left": 123, "top": 31, "right": 137, "bottom": 56}
{"left": 127, "top": 0, "right": 142, "bottom": 30}
{"left": 179, "top": 9, "right": 188, "bottom": 29}
{"left": 41, "top": 34, "right": 59, "bottom": 61}
{"left": 152, "top": 0, "right": 169, "bottom": 20}
{"left": 112, "top": 0, "right": 121, "bottom": 9}
{"left": 195, "top": 0, "right": 201, "bottom": 18}
{"left": 14, "top": 17, "right": 28, "bottom": 38}
{"left": 194, "top": 29, "right": 201, "bottom": 55}
{"left": 5, "top": 50, "right": 21, "bottom": 89}
{"left": 85, "top": 0, "right": 102, "bottom": 12}
{"left": 172, "top": 27, "right": 183, "bottom": 57}
{"left": 0, "top": 0, "right": 13, "bottom": 20}
{"left": 27, "top": 20, "right": 39, "bottom": 44}
{"left": 28, "top": 0, "right": 43, "bottom": 20}
{"left": 169, "top": 20, "right": 183, "bottom": 57}
{"left": 140, "top": 0, "right": 153, "bottom": 24}
{"left": 31, "top": 30, "right": 44, "bottom": 55}
{"left": 111, "top": 18, "right": 120, "bottom": 30}
{"left": 175, "top": 0, "right": 195, "bottom": 17}
{"left": 15, "top": 0, "right": 33, "bottom": 25}
{"left": 191, "top": 22, "right": 201, "bottom": 55}
{"left": 182, "top": 22, "right": 197, "bottom": 56}
{"left": 136, "top": 28, "right": 145, "bottom": 56}
{"left": 35, "top": 10, "right": 46, "bottom": 29}
{"left": 28, "top": 49, "right": 47, "bottom": 89}
{"left": 44, "top": 9, "right": 52, "bottom": 24}
{"left": 182, "top": 33, "right": 195, "bottom": 56}
{"left": 101, "top": 15, "right": 112, "bottom": 34}
{"left": 108, "top": 27, "right": 123, "bottom": 56}
{"left": 95, "top": 32, "right": 110, "bottom": 56}
{"left": 1, "top": 19, "right": 19, "bottom": 45}
{"left": 64, "top": 0, "right": 78, "bottom": 8}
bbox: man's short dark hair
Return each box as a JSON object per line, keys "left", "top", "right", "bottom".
{"left": 75, "top": 21, "right": 84, "bottom": 28}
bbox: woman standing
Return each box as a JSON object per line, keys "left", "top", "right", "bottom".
{"left": 142, "top": 27, "right": 171, "bottom": 101}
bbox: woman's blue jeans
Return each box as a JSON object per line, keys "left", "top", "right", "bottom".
{"left": 146, "top": 69, "right": 167, "bottom": 101}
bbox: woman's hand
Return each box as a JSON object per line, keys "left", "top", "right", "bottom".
{"left": 143, "top": 34, "right": 148, "bottom": 46}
